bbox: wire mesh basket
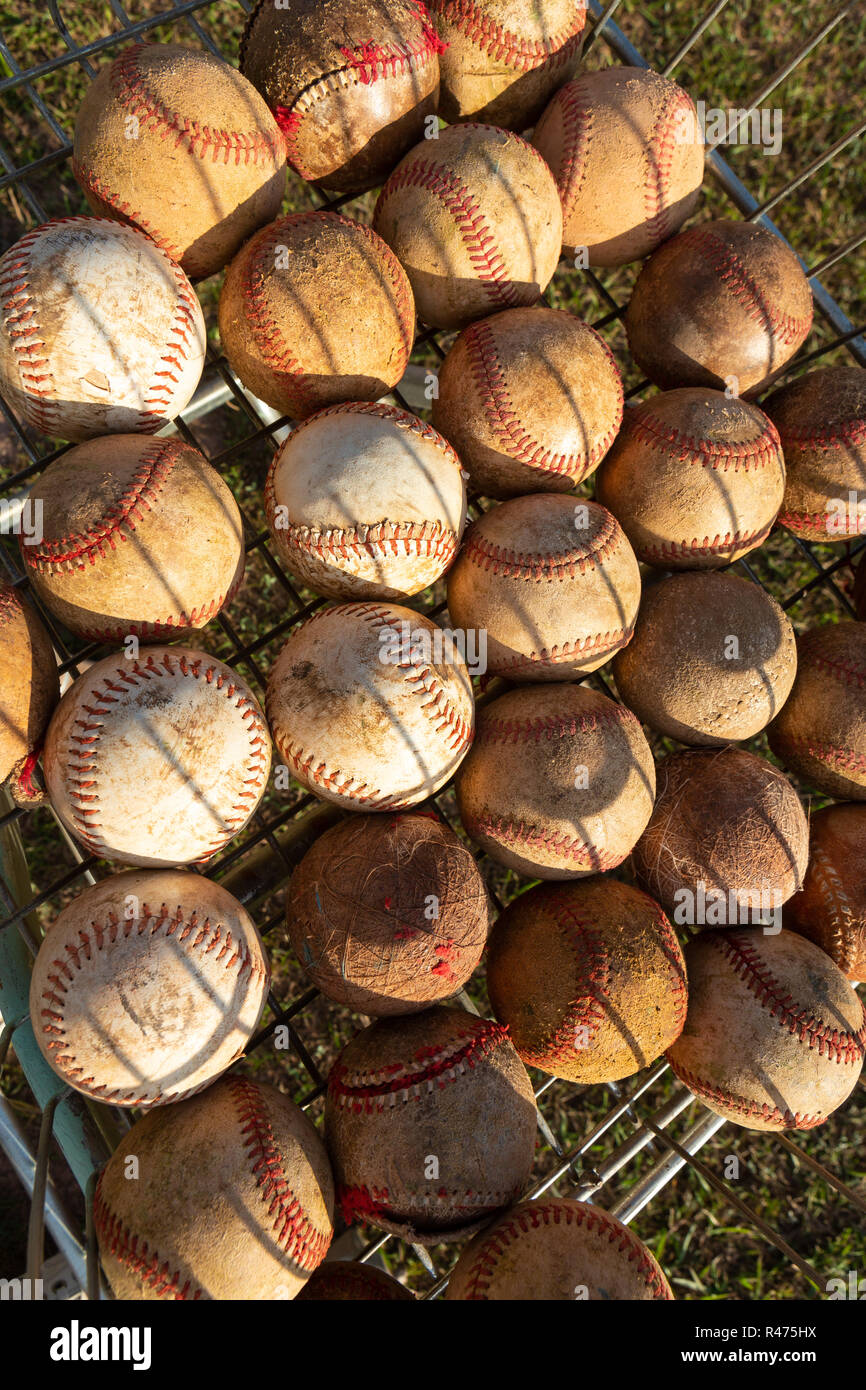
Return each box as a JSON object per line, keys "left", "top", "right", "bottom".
{"left": 0, "top": 0, "right": 864, "bottom": 1302}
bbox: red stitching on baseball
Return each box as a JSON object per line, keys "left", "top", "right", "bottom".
{"left": 628, "top": 410, "right": 781, "bottom": 471}
{"left": 491, "top": 627, "right": 633, "bottom": 675}
{"left": 93, "top": 1182, "right": 202, "bottom": 1298}
{"left": 0, "top": 225, "right": 58, "bottom": 435}
{"left": 285, "top": 401, "right": 455, "bottom": 456}
{"left": 777, "top": 508, "right": 864, "bottom": 538}
{"left": 810, "top": 651, "right": 866, "bottom": 690}
{"left": 638, "top": 520, "right": 775, "bottom": 563}
{"left": 644, "top": 89, "right": 700, "bottom": 246}
{"left": 139, "top": 245, "right": 201, "bottom": 429}
{"left": 773, "top": 418, "right": 866, "bottom": 452}
{"left": 462, "top": 507, "right": 623, "bottom": 577}
{"left": 461, "top": 811, "right": 625, "bottom": 871}
{"left": 428, "top": 0, "right": 585, "bottom": 71}
{"left": 681, "top": 225, "right": 813, "bottom": 346}
{"left": 71, "top": 160, "right": 183, "bottom": 262}
{"left": 550, "top": 79, "right": 593, "bottom": 224}
{"left": 338, "top": 1181, "right": 517, "bottom": 1228}
{"left": 328, "top": 1018, "right": 510, "bottom": 1112}
{"left": 772, "top": 734, "right": 866, "bottom": 779}
{"left": 520, "top": 890, "right": 610, "bottom": 1065}
{"left": 667, "top": 1059, "right": 827, "bottom": 1129}
{"left": 475, "top": 701, "right": 639, "bottom": 746}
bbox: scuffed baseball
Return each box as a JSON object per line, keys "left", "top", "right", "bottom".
{"left": 265, "top": 403, "right": 466, "bottom": 601}
{"left": 0, "top": 586, "right": 59, "bottom": 795}
{"left": 266, "top": 602, "right": 474, "bottom": 811}
{"left": 296, "top": 1261, "right": 414, "bottom": 1300}
{"left": 667, "top": 929, "right": 865, "bottom": 1131}
{"left": 767, "top": 621, "right": 866, "bottom": 800}
{"left": 596, "top": 388, "right": 785, "bottom": 569}
{"left": 73, "top": 43, "right": 286, "bottom": 280}
{"left": 0, "top": 217, "right": 205, "bottom": 442}
{"left": 785, "top": 804, "right": 866, "bottom": 981}
{"left": 95, "top": 1073, "right": 334, "bottom": 1299}
{"left": 487, "top": 878, "right": 687, "bottom": 1082}
{"left": 324, "top": 1005, "right": 537, "bottom": 1244}
{"left": 613, "top": 571, "right": 797, "bottom": 745}
{"left": 22, "top": 435, "right": 245, "bottom": 642}
{"left": 446, "top": 495, "right": 641, "bottom": 679}
{"left": 219, "top": 211, "right": 414, "bottom": 421}
{"left": 432, "top": 306, "right": 623, "bottom": 497}
{"left": 456, "top": 683, "right": 655, "bottom": 878}
{"left": 373, "top": 123, "right": 562, "bottom": 330}
{"left": 30, "top": 869, "right": 269, "bottom": 1107}
{"left": 533, "top": 66, "right": 704, "bottom": 265}
{"left": 44, "top": 646, "right": 271, "bottom": 867}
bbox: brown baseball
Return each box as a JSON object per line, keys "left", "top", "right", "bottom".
{"left": 445, "top": 1197, "right": 673, "bottom": 1300}
{"left": 613, "top": 571, "right": 797, "bottom": 745}
{"left": 427, "top": 0, "right": 585, "bottom": 129}
{"left": 432, "top": 306, "right": 623, "bottom": 497}
{"left": 784, "top": 804, "right": 866, "bottom": 981}
{"left": 21, "top": 435, "right": 245, "bottom": 643}
{"left": 767, "top": 620, "right": 866, "bottom": 800}
{"left": 666, "top": 928, "right": 865, "bottom": 1131}
{"left": 324, "top": 1005, "right": 537, "bottom": 1244}
{"left": 762, "top": 366, "right": 866, "bottom": 541}
{"left": 595, "top": 388, "right": 785, "bottom": 568}
{"left": 373, "top": 122, "right": 562, "bottom": 330}
{"left": 455, "top": 683, "right": 655, "bottom": 878}
{"left": 296, "top": 1261, "right": 414, "bottom": 1300}
{"left": 218, "top": 211, "right": 414, "bottom": 421}
{"left": 633, "top": 748, "right": 809, "bottom": 927}
{"left": 73, "top": 42, "right": 286, "bottom": 280}
{"left": 533, "top": 66, "right": 704, "bottom": 265}
{"left": 94, "top": 1073, "right": 334, "bottom": 1298}
{"left": 625, "top": 220, "right": 813, "bottom": 395}
{"left": 486, "top": 878, "right": 687, "bottom": 1083}
{"left": 446, "top": 495, "right": 641, "bottom": 679}
{"left": 286, "top": 812, "right": 490, "bottom": 1014}
{"left": 0, "top": 585, "right": 59, "bottom": 796}
{"left": 239, "top": 0, "right": 442, "bottom": 192}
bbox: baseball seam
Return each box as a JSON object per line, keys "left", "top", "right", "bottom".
{"left": 668, "top": 1059, "right": 827, "bottom": 1129}
{"left": 461, "top": 810, "right": 625, "bottom": 871}
{"left": 462, "top": 508, "right": 624, "bottom": 576}
{"left": 809, "top": 651, "right": 866, "bottom": 690}
{"left": 778, "top": 506, "right": 865, "bottom": 537}
{"left": 628, "top": 410, "right": 782, "bottom": 470}
{"left": 328, "top": 1020, "right": 510, "bottom": 1112}
{"left": 774, "top": 418, "right": 866, "bottom": 452}
{"left": 475, "top": 701, "right": 640, "bottom": 746}
{"left": 93, "top": 1182, "right": 204, "bottom": 1299}
{"left": 71, "top": 160, "right": 184, "bottom": 263}
{"left": 490, "top": 627, "right": 633, "bottom": 674}
{"left": 430, "top": 0, "right": 585, "bottom": 70}
{"left": 638, "top": 520, "right": 775, "bottom": 563}
{"left": 810, "top": 843, "right": 858, "bottom": 976}
{"left": 522, "top": 892, "right": 610, "bottom": 1065}
{"left": 684, "top": 225, "right": 813, "bottom": 346}
{"left": 644, "top": 89, "right": 699, "bottom": 247}
{"left": 551, "top": 78, "right": 593, "bottom": 226}
{"left": 338, "top": 1182, "right": 520, "bottom": 1229}
{"left": 772, "top": 733, "right": 866, "bottom": 779}
{"left": 0, "top": 224, "right": 59, "bottom": 435}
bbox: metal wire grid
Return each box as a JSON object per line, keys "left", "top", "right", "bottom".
{"left": 0, "top": 0, "right": 863, "bottom": 1301}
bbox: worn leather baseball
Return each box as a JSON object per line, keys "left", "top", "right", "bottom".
{"left": 456, "top": 683, "right": 655, "bottom": 878}
{"left": 625, "top": 220, "right": 813, "bottom": 395}
{"left": 613, "top": 571, "right": 797, "bottom": 745}
{"left": 487, "top": 878, "right": 687, "bottom": 1083}
{"left": 767, "top": 621, "right": 866, "bottom": 800}
{"left": 428, "top": 0, "right": 585, "bottom": 129}
{"left": 533, "top": 66, "right": 704, "bottom": 265}
{"left": 266, "top": 602, "right": 474, "bottom": 811}
{"left": 666, "top": 928, "right": 866, "bottom": 1131}
{"left": 219, "top": 211, "right": 414, "bottom": 421}
{"left": 296, "top": 1261, "right": 414, "bottom": 1300}
{"left": 73, "top": 43, "right": 286, "bottom": 280}
{"left": 44, "top": 646, "right": 271, "bottom": 867}
{"left": 446, "top": 1197, "right": 673, "bottom": 1300}
{"left": 785, "top": 804, "right": 866, "bottom": 980}
{"left": 446, "top": 495, "right": 641, "bottom": 679}
{"left": 633, "top": 748, "right": 809, "bottom": 926}
{"left": 762, "top": 366, "right": 866, "bottom": 541}
{"left": 0, "top": 586, "right": 59, "bottom": 795}
{"left": 95, "top": 1073, "right": 334, "bottom": 1298}
{"left": 265, "top": 403, "right": 466, "bottom": 601}
{"left": 432, "top": 306, "right": 623, "bottom": 497}
{"left": 239, "top": 0, "right": 442, "bottom": 192}
{"left": 287, "top": 812, "right": 490, "bottom": 1014}
{"left": 21, "top": 435, "right": 244, "bottom": 643}
{"left": 373, "top": 123, "right": 562, "bottom": 330}
{"left": 0, "top": 217, "right": 205, "bottom": 442}
{"left": 30, "top": 869, "right": 269, "bottom": 1107}
{"left": 595, "top": 388, "right": 785, "bottom": 569}
{"left": 324, "top": 1005, "right": 537, "bottom": 1244}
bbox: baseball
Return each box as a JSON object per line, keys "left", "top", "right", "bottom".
{"left": 0, "top": 216, "right": 205, "bottom": 442}
{"left": 763, "top": 365, "right": 866, "bottom": 541}
{"left": 0, "top": 585, "right": 59, "bottom": 797}
{"left": 596, "top": 388, "right": 786, "bottom": 568}
{"left": 373, "top": 122, "right": 563, "bottom": 330}
{"left": 324, "top": 1005, "right": 537, "bottom": 1243}
{"left": 486, "top": 878, "right": 687, "bottom": 1082}
{"left": 29, "top": 869, "right": 269, "bottom": 1107}
{"left": 445, "top": 1197, "right": 673, "bottom": 1300}
{"left": 666, "top": 928, "right": 865, "bottom": 1131}
{"left": 266, "top": 601, "right": 474, "bottom": 811}
{"left": 287, "top": 812, "right": 490, "bottom": 1015}
{"left": 428, "top": 0, "right": 585, "bottom": 129}
{"left": 625, "top": 219, "right": 813, "bottom": 395}
{"left": 613, "top": 571, "right": 797, "bottom": 745}
{"left": 44, "top": 646, "right": 271, "bottom": 867}
{"left": 432, "top": 306, "right": 623, "bottom": 497}
{"left": 239, "top": 0, "right": 442, "bottom": 192}
{"left": 456, "top": 683, "right": 655, "bottom": 878}
{"left": 767, "top": 620, "right": 866, "bottom": 800}
{"left": 445, "top": 495, "right": 641, "bottom": 680}
{"left": 784, "top": 803, "right": 866, "bottom": 980}
{"left": 73, "top": 42, "right": 286, "bottom": 280}
{"left": 533, "top": 66, "right": 704, "bottom": 265}
{"left": 94, "top": 1073, "right": 334, "bottom": 1298}
{"left": 264, "top": 402, "right": 466, "bottom": 602}
{"left": 633, "top": 748, "right": 809, "bottom": 927}
{"left": 22, "top": 435, "right": 245, "bottom": 643}
{"left": 219, "top": 211, "right": 414, "bottom": 421}
{"left": 296, "top": 1261, "right": 414, "bottom": 1300}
